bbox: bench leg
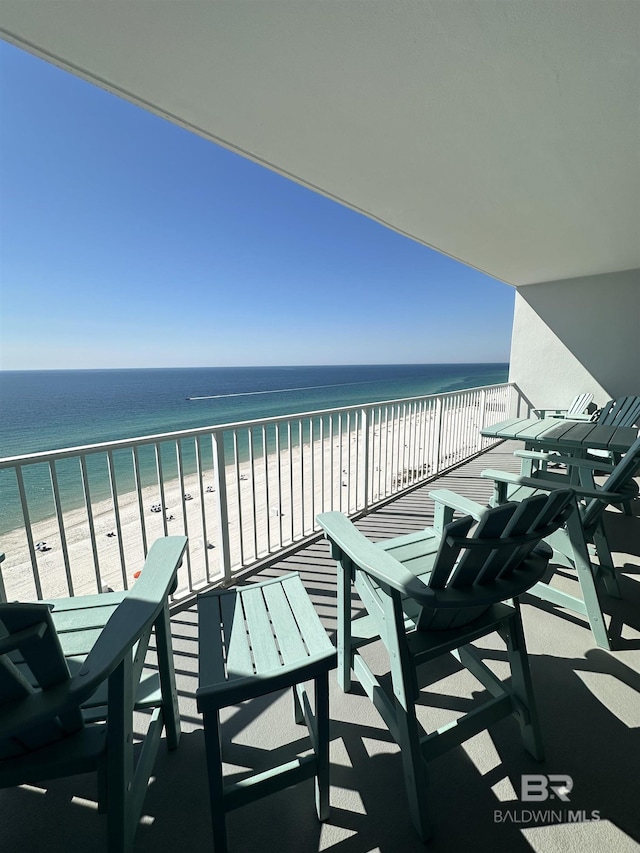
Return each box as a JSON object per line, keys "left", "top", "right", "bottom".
{"left": 203, "top": 710, "right": 228, "bottom": 853}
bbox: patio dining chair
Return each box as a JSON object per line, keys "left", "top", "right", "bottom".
{"left": 533, "top": 392, "right": 593, "bottom": 420}
{"left": 317, "top": 488, "right": 574, "bottom": 842}
{"left": 586, "top": 396, "right": 640, "bottom": 467}
{"left": 593, "top": 396, "right": 640, "bottom": 428}
{"left": 0, "top": 535, "right": 187, "bottom": 853}
{"left": 482, "top": 435, "right": 640, "bottom": 649}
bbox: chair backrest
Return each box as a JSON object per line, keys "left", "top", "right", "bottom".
{"left": 567, "top": 393, "right": 593, "bottom": 416}
{"left": 417, "top": 489, "right": 574, "bottom": 630}
{"left": 596, "top": 396, "right": 640, "bottom": 427}
{"left": 0, "top": 603, "right": 84, "bottom": 759}
{"left": 581, "top": 435, "right": 640, "bottom": 529}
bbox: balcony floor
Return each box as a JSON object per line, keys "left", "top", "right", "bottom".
{"left": 3, "top": 441, "right": 640, "bottom": 853}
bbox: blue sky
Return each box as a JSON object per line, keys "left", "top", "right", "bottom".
{"left": 0, "top": 40, "right": 514, "bottom": 370}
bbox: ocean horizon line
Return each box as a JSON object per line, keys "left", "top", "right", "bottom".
{"left": 0, "top": 360, "right": 509, "bottom": 374}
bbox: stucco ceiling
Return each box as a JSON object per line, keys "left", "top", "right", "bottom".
{"left": 1, "top": 1, "right": 639, "bottom": 287}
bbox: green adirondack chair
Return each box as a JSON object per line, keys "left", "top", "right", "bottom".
{"left": 0, "top": 535, "right": 187, "bottom": 853}
{"left": 481, "top": 435, "right": 640, "bottom": 649}
{"left": 317, "top": 489, "right": 574, "bottom": 842}
{"left": 533, "top": 392, "right": 593, "bottom": 420}
{"left": 587, "top": 396, "right": 640, "bottom": 468}
{"left": 595, "top": 396, "right": 640, "bottom": 427}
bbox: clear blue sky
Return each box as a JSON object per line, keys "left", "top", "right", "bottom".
{"left": 0, "top": 40, "right": 514, "bottom": 370}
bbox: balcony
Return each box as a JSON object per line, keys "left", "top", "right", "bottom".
{"left": 1, "top": 435, "right": 639, "bottom": 853}
{"left": 1, "top": 6, "right": 638, "bottom": 848}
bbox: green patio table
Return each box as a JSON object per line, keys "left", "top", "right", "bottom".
{"left": 481, "top": 417, "right": 638, "bottom": 480}
{"left": 196, "top": 572, "right": 336, "bottom": 853}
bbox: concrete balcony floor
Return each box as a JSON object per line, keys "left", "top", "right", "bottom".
{"left": 3, "top": 441, "right": 640, "bottom": 853}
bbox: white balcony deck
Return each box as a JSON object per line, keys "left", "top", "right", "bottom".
{"left": 2, "top": 440, "right": 639, "bottom": 853}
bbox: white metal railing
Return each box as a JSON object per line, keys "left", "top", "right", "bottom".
{"left": 0, "top": 382, "right": 524, "bottom": 603}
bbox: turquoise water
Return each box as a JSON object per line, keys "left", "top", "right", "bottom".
{"left": 0, "top": 364, "right": 508, "bottom": 532}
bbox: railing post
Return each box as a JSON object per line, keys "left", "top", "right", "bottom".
{"left": 511, "top": 382, "right": 525, "bottom": 418}
{"left": 479, "top": 388, "right": 487, "bottom": 434}
{"left": 213, "top": 429, "right": 232, "bottom": 585}
{"left": 361, "top": 407, "right": 370, "bottom": 511}
{"left": 433, "top": 397, "right": 443, "bottom": 474}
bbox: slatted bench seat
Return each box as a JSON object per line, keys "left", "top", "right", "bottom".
{"left": 196, "top": 572, "right": 337, "bottom": 853}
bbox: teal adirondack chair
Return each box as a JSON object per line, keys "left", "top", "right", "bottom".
{"left": 317, "top": 489, "right": 574, "bottom": 842}
{"left": 587, "top": 396, "right": 640, "bottom": 467}
{"left": 482, "top": 435, "right": 640, "bottom": 649}
{"left": 595, "top": 396, "right": 640, "bottom": 427}
{"left": 0, "top": 536, "right": 187, "bottom": 853}
{"left": 533, "top": 392, "right": 593, "bottom": 420}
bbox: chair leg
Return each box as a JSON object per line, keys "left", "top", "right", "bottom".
{"left": 592, "top": 524, "right": 622, "bottom": 599}
{"left": 394, "top": 694, "right": 432, "bottom": 842}
{"left": 336, "top": 560, "right": 353, "bottom": 692}
{"left": 314, "top": 670, "right": 331, "bottom": 822}
{"left": 155, "top": 604, "right": 181, "bottom": 750}
{"left": 380, "top": 589, "right": 432, "bottom": 840}
{"left": 433, "top": 501, "right": 455, "bottom": 534}
{"left": 537, "top": 518, "right": 612, "bottom": 649}
{"left": 203, "top": 710, "right": 228, "bottom": 853}
{"left": 106, "top": 658, "right": 135, "bottom": 853}
{"left": 292, "top": 682, "right": 304, "bottom": 725}
{"left": 565, "top": 515, "right": 612, "bottom": 649}
{"left": 97, "top": 753, "right": 108, "bottom": 814}
{"left": 502, "top": 604, "right": 544, "bottom": 762}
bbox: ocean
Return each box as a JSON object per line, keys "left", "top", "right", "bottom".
{"left": 0, "top": 364, "right": 508, "bottom": 533}
{"left": 0, "top": 364, "right": 508, "bottom": 457}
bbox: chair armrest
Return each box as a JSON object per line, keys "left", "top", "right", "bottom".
{"left": 428, "top": 489, "right": 487, "bottom": 522}
{"left": 480, "top": 469, "right": 626, "bottom": 504}
{"left": 0, "top": 537, "right": 188, "bottom": 739}
{"left": 533, "top": 408, "right": 567, "bottom": 418}
{"left": 72, "top": 536, "right": 187, "bottom": 696}
{"left": 317, "top": 512, "right": 436, "bottom": 604}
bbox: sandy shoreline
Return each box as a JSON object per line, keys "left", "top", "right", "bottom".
{"left": 0, "top": 428, "right": 373, "bottom": 601}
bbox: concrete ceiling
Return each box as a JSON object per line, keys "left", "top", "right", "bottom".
{"left": 1, "top": 1, "right": 639, "bottom": 287}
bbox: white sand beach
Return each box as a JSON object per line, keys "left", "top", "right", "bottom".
{"left": 0, "top": 402, "right": 488, "bottom": 603}
{"left": 0, "top": 430, "right": 372, "bottom": 602}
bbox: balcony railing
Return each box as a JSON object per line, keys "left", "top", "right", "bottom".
{"left": 0, "top": 382, "right": 525, "bottom": 603}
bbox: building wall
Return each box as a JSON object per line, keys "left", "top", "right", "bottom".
{"left": 508, "top": 269, "right": 640, "bottom": 412}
